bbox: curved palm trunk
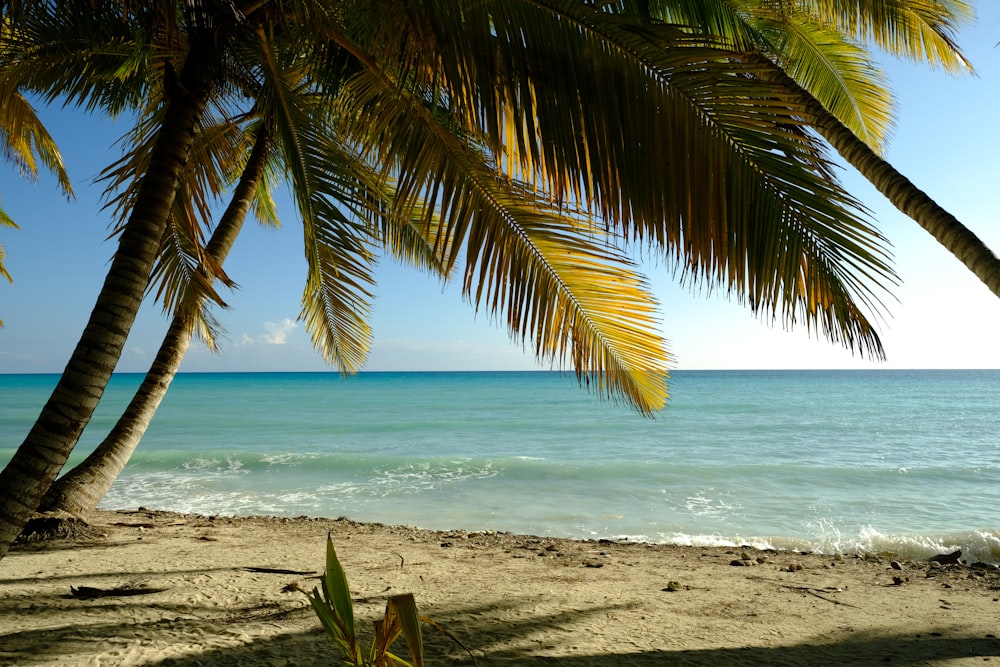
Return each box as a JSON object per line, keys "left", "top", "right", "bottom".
{"left": 816, "top": 115, "right": 1000, "bottom": 296}
{"left": 0, "top": 50, "right": 217, "bottom": 562}
{"left": 769, "top": 62, "right": 1000, "bottom": 297}
{"left": 39, "top": 131, "right": 272, "bottom": 516}
{"left": 37, "top": 321, "right": 195, "bottom": 516}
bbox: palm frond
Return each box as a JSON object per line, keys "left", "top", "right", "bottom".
{"left": 379, "top": 199, "right": 454, "bottom": 278}
{"left": 744, "top": 12, "right": 895, "bottom": 151}
{"left": 638, "top": 0, "right": 768, "bottom": 51}
{"left": 0, "top": 202, "right": 14, "bottom": 290}
{"left": 799, "top": 0, "right": 974, "bottom": 72}
{"left": 102, "top": 107, "right": 248, "bottom": 329}
{"left": 0, "top": 1, "right": 181, "bottom": 116}
{"left": 0, "top": 90, "right": 71, "bottom": 193}
{"left": 386, "top": 1, "right": 895, "bottom": 358}
{"left": 148, "top": 181, "right": 227, "bottom": 317}
{"left": 255, "top": 25, "right": 381, "bottom": 373}
{"left": 0, "top": 211, "right": 9, "bottom": 324}
{"left": 246, "top": 139, "right": 282, "bottom": 228}
{"left": 298, "top": 192, "right": 378, "bottom": 374}
{"left": 333, "top": 65, "right": 670, "bottom": 413}
{"left": 639, "top": 1, "right": 895, "bottom": 151}
{"left": 464, "top": 180, "right": 671, "bottom": 414}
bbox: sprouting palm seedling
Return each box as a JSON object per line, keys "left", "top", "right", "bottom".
{"left": 299, "top": 533, "right": 472, "bottom": 666}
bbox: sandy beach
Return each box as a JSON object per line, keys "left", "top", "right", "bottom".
{"left": 1, "top": 509, "right": 999, "bottom": 666}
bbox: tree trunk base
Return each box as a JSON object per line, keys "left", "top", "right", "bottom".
{"left": 16, "top": 512, "right": 104, "bottom": 544}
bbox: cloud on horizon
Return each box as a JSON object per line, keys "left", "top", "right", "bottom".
{"left": 261, "top": 318, "right": 296, "bottom": 345}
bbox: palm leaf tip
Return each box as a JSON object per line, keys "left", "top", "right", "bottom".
{"left": 575, "top": 363, "right": 669, "bottom": 417}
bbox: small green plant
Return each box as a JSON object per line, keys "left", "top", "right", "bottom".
{"left": 302, "top": 534, "right": 468, "bottom": 666}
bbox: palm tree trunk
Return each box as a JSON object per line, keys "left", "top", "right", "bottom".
{"left": 0, "top": 50, "right": 217, "bottom": 562}
{"left": 766, "top": 60, "right": 1000, "bottom": 297}
{"left": 38, "top": 129, "right": 273, "bottom": 516}
{"left": 35, "top": 321, "right": 195, "bottom": 517}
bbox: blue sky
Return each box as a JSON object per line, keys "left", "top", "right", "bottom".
{"left": 2, "top": 9, "right": 1000, "bottom": 374}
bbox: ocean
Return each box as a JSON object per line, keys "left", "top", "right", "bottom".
{"left": 2, "top": 370, "right": 999, "bottom": 563}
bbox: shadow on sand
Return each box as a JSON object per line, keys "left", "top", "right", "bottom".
{"left": 3, "top": 580, "right": 999, "bottom": 666}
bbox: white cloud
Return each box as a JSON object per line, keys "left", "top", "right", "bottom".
{"left": 262, "top": 318, "right": 296, "bottom": 345}
{"left": 236, "top": 333, "right": 254, "bottom": 347}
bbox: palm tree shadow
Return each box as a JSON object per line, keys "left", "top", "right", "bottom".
{"left": 142, "top": 598, "right": 1000, "bottom": 667}
{"left": 6, "top": 537, "right": 1000, "bottom": 666}
{"left": 3, "top": 576, "right": 1000, "bottom": 666}
{"left": 146, "top": 632, "right": 1000, "bottom": 667}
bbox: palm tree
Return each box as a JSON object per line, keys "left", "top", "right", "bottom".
{"left": 0, "top": 0, "right": 235, "bottom": 557}
{"left": 36, "top": 125, "right": 275, "bottom": 516}
{"left": 655, "top": 0, "right": 1000, "bottom": 297}
{"left": 35, "top": 25, "right": 393, "bottom": 516}
{"left": 19, "top": 1, "right": 999, "bottom": 535}
{"left": 782, "top": 66, "right": 1000, "bottom": 297}
{"left": 0, "top": 0, "right": 921, "bottom": 560}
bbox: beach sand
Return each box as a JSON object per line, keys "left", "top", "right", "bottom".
{"left": 1, "top": 509, "right": 999, "bottom": 666}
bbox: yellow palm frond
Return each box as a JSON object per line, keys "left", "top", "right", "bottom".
{"left": 798, "top": 0, "right": 974, "bottom": 72}
{"left": 409, "top": 3, "right": 894, "bottom": 355}
{"left": 334, "top": 65, "right": 670, "bottom": 413}
{"left": 462, "top": 183, "right": 671, "bottom": 414}
{"left": 0, "top": 90, "right": 71, "bottom": 193}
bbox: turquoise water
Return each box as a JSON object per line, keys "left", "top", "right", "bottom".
{"left": 2, "top": 370, "right": 999, "bottom": 562}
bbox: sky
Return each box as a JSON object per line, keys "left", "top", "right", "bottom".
{"left": 2, "top": 8, "right": 1000, "bottom": 375}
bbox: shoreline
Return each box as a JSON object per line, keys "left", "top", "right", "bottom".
{"left": 3, "top": 508, "right": 1000, "bottom": 665}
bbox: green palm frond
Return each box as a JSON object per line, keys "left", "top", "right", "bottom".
{"left": 0, "top": 1, "right": 177, "bottom": 116}
{"left": 102, "top": 107, "right": 246, "bottom": 301}
{"left": 293, "top": 121, "right": 382, "bottom": 374}
{"left": 145, "top": 119, "right": 277, "bottom": 351}
{"left": 379, "top": 199, "right": 453, "bottom": 278}
{"left": 738, "top": 9, "right": 895, "bottom": 151}
{"left": 775, "top": 25, "right": 892, "bottom": 150}
{"left": 637, "top": 0, "right": 971, "bottom": 150}
{"left": 255, "top": 26, "right": 381, "bottom": 373}
{"left": 245, "top": 134, "right": 282, "bottom": 229}
{"left": 0, "top": 227, "right": 8, "bottom": 326}
{"left": 575, "top": 9, "right": 897, "bottom": 349}
{"left": 149, "top": 180, "right": 228, "bottom": 326}
{"left": 295, "top": 138, "right": 382, "bottom": 374}
{"left": 298, "top": 193, "right": 378, "bottom": 374}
